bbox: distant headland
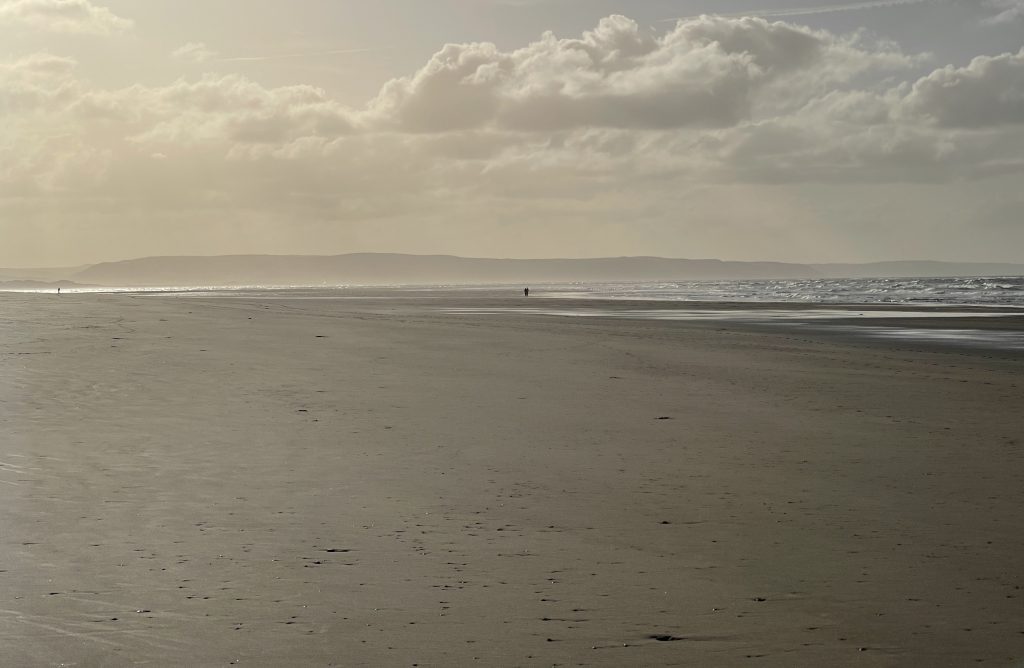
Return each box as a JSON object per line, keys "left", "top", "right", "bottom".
{"left": 2, "top": 254, "right": 1023, "bottom": 289}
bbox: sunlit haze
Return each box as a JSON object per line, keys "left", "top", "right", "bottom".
{"left": 5, "top": 4, "right": 1024, "bottom": 665}
{"left": 3, "top": 0, "right": 1023, "bottom": 266}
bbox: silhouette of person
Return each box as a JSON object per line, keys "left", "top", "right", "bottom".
{"left": 57, "top": 287, "right": 61, "bottom": 295}
{"left": 524, "top": 287, "right": 530, "bottom": 297}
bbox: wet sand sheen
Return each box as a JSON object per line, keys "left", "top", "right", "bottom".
{"left": 1, "top": 292, "right": 1023, "bottom": 666}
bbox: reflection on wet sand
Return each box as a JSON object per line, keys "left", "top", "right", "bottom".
{"left": 444, "top": 307, "right": 1024, "bottom": 351}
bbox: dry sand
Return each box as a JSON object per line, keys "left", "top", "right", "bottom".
{"left": 1, "top": 291, "right": 1022, "bottom": 667}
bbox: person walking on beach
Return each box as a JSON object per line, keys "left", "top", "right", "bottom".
{"left": 524, "top": 287, "right": 530, "bottom": 297}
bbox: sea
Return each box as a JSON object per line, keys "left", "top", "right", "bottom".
{"left": 457, "top": 276, "right": 1024, "bottom": 352}
{"left": 537, "top": 276, "right": 1024, "bottom": 308}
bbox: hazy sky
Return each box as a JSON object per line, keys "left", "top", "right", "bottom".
{"left": 2, "top": 0, "right": 1023, "bottom": 266}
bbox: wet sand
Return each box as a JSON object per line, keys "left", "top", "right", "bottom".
{"left": 1, "top": 291, "right": 1023, "bottom": 666}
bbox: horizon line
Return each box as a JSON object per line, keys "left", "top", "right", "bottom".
{"left": 4, "top": 252, "right": 1024, "bottom": 271}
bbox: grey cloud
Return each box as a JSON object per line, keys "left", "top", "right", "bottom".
{"left": 902, "top": 49, "right": 1024, "bottom": 127}
{"left": 983, "top": 0, "right": 1024, "bottom": 24}
{"left": 678, "top": 59, "right": 1024, "bottom": 184}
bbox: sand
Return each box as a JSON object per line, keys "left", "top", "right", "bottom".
{"left": 1, "top": 290, "right": 1022, "bottom": 667}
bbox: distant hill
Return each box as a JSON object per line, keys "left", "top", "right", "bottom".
{"left": 2, "top": 254, "right": 1022, "bottom": 288}
{"left": 71, "top": 254, "right": 822, "bottom": 286}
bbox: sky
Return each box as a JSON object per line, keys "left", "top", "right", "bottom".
{"left": 1, "top": 0, "right": 1023, "bottom": 266}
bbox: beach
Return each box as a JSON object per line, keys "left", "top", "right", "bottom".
{"left": 1, "top": 290, "right": 1023, "bottom": 667}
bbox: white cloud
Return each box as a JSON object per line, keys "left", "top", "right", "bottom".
{"left": 172, "top": 42, "right": 219, "bottom": 65}
{"left": 364, "top": 15, "right": 919, "bottom": 133}
{"left": 901, "top": 49, "right": 1024, "bottom": 127}
{"left": 2, "top": 13, "right": 1024, "bottom": 256}
{"left": 0, "top": 52, "right": 79, "bottom": 112}
{"left": 983, "top": 0, "right": 1024, "bottom": 24}
{"left": 71, "top": 74, "right": 355, "bottom": 148}
{"left": 0, "top": 0, "right": 132, "bottom": 35}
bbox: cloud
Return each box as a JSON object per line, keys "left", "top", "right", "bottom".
{"left": 2, "top": 13, "right": 1024, "bottom": 242}
{"left": 0, "top": 52, "right": 79, "bottom": 112}
{"left": 901, "top": 49, "right": 1024, "bottom": 127}
{"left": 172, "top": 42, "right": 219, "bottom": 65}
{"left": 365, "top": 15, "right": 918, "bottom": 133}
{"left": 0, "top": 0, "right": 132, "bottom": 34}
{"left": 72, "top": 74, "right": 355, "bottom": 147}
{"left": 983, "top": 0, "right": 1024, "bottom": 24}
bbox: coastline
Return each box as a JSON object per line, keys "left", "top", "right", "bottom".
{"left": 1, "top": 291, "right": 1022, "bottom": 666}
